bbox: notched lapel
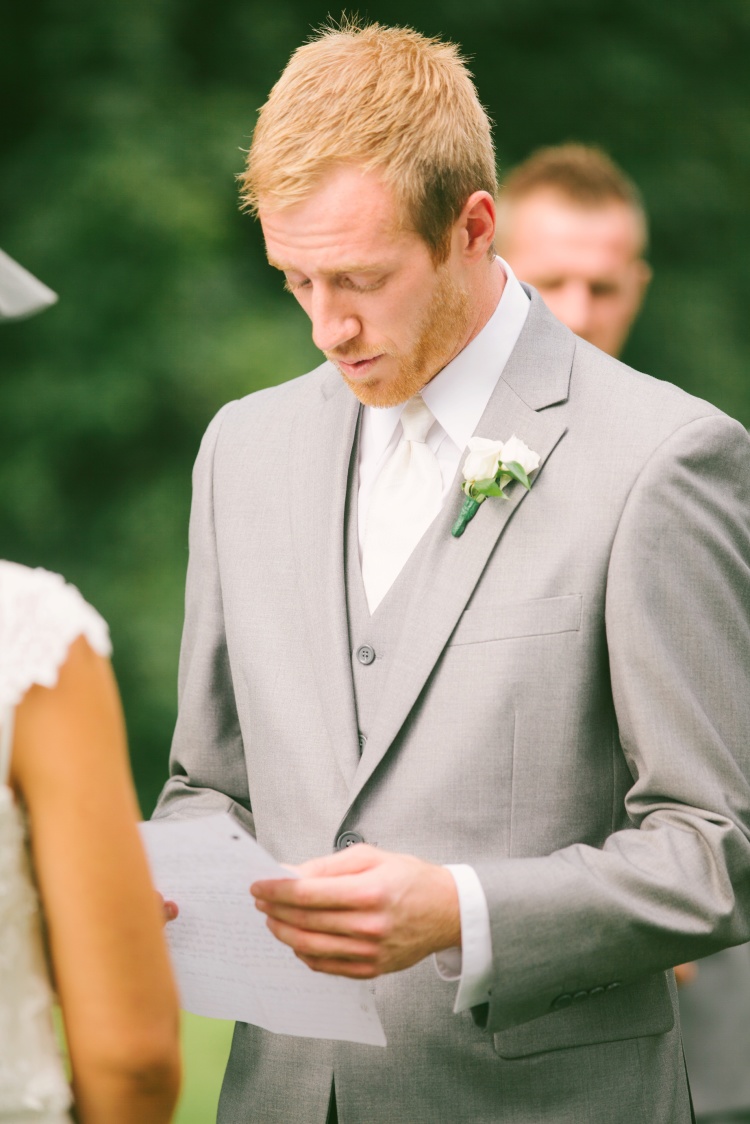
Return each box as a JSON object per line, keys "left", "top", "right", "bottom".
{"left": 347, "top": 301, "right": 574, "bottom": 805}
{"left": 289, "top": 367, "right": 362, "bottom": 787}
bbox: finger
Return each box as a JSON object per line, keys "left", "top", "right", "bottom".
{"left": 255, "top": 899, "right": 387, "bottom": 939}
{"left": 295, "top": 843, "right": 382, "bottom": 879}
{"left": 250, "top": 845, "right": 385, "bottom": 900}
{"left": 249, "top": 875, "right": 299, "bottom": 901}
{"left": 298, "top": 955, "right": 379, "bottom": 979}
{"left": 161, "top": 896, "right": 179, "bottom": 923}
{"left": 251, "top": 871, "right": 384, "bottom": 912}
{"left": 265, "top": 917, "right": 379, "bottom": 963}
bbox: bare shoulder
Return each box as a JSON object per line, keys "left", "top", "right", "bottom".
{"left": 11, "top": 632, "right": 125, "bottom": 800}
{"left": 21, "top": 631, "right": 115, "bottom": 712}
{"left": 0, "top": 561, "right": 111, "bottom": 723}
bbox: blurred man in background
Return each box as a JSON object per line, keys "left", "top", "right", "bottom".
{"left": 500, "top": 141, "right": 750, "bottom": 1124}
{"left": 496, "top": 143, "right": 650, "bottom": 356}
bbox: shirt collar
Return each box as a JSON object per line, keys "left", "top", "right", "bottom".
{"left": 360, "top": 257, "right": 530, "bottom": 463}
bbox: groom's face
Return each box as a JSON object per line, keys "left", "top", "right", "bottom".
{"left": 260, "top": 165, "right": 472, "bottom": 408}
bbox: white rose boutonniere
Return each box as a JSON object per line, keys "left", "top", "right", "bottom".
{"left": 451, "top": 434, "right": 541, "bottom": 538}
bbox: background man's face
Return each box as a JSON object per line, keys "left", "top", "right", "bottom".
{"left": 259, "top": 165, "right": 471, "bottom": 408}
{"left": 502, "top": 188, "right": 650, "bottom": 357}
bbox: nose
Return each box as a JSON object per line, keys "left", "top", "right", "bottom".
{"left": 310, "top": 286, "right": 360, "bottom": 353}
{"left": 551, "top": 281, "right": 595, "bottom": 339}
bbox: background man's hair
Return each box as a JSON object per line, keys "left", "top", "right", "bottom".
{"left": 241, "top": 18, "right": 497, "bottom": 262}
{"left": 498, "top": 143, "right": 648, "bottom": 251}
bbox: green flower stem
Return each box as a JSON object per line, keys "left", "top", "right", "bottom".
{"left": 451, "top": 495, "right": 482, "bottom": 538}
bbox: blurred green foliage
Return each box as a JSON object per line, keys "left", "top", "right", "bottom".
{"left": 174, "top": 1014, "right": 233, "bottom": 1123}
{"left": 2, "top": 0, "right": 749, "bottom": 811}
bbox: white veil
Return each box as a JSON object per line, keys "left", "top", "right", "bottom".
{"left": 0, "top": 248, "right": 58, "bottom": 321}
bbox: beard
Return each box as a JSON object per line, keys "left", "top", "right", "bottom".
{"left": 327, "top": 266, "right": 471, "bottom": 408}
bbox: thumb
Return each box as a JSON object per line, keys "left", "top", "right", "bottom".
{"left": 295, "top": 842, "right": 383, "bottom": 879}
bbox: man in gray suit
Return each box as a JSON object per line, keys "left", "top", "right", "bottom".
{"left": 156, "top": 21, "right": 750, "bottom": 1124}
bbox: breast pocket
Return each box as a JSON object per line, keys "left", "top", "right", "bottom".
{"left": 449, "top": 593, "right": 582, "bottom": 647}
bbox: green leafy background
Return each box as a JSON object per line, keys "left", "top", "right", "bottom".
{"left": 4, "top": 0, "right": 749, "bottom": 810}
{"left": 3, "top": 3, "right": 749, "bottom": 1116}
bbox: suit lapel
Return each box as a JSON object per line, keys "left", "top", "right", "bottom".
{"left": 289, "top": 366, "right": 362, "bottom": 787}
{"left": 347, "top": 295, "right": 575, "bottom": 806}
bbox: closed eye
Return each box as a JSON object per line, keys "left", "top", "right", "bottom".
{"left": 283, "top": 274, "right": 311, "bottom": 293}
{"left": 339, "top": 274, "right": 387, "bottom": 293}
{"left": 283, "top": 273, "right": 388, "bottom": 295}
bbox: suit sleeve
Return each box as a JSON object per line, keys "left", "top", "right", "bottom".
{"left": 473, "top": 413, "right": 750, "bottom": 1033}
{"left": 152, "top": 404, "right": 255, "bottom": 834}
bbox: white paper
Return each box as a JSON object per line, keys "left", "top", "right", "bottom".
{"left": 139, "top": 814, "right": 386, "bottom": 1046}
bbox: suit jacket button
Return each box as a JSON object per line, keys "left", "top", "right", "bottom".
{"left": 572, "top": 990, "right": 588, "bottom": 1003}
{"left": 551, "top": 993, "right": 573, "bottom": 1011}
{"left": 606, "top": 981, "right": 622, "bottom": 993}
{"left": 356, "top": 645, "right": 376, "bottom": 665}
{"left": 336, "top": 831, "right": 365, "bottom": 850}
{"left": 358, "top": 732, "right": 367, "bottom": 752}
{"left": 590, "top": 986, "right": 605, "bottom": 998}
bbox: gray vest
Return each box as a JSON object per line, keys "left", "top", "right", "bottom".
{"left": 345, "top": 415, "right": 437, "bottom": 756}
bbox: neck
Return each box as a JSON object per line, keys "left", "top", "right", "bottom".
{"left": 461, "top": 256, "right": 507, "bottom": 352}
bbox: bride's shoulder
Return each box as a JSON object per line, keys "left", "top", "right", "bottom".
{"left": 0, "top": 560, "right": 111, "bottom": 709}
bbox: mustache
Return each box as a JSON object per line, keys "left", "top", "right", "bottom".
{"left": 325, "top": 345, "right": 388, "bottom": 363}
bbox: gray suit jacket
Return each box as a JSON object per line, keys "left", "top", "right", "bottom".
{"left": 156, "top": 294, "right": 750, "bottom": 1123}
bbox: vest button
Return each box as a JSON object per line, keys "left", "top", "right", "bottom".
{"left": 335, "top": 831, "right": 365, "bottom": 850}
{"left": 356, "top": 645, "right": 376, "bottom": 665}
{"left": 358, "top": 732, "right": 367, "bottom": 752}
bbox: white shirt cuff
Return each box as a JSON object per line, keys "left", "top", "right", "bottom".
{"left": 433, "top": 863, "right": 493, "bottom": 1013}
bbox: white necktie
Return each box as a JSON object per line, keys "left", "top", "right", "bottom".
{"left": 362, "top": 395, "right": 443, "bottom": 612}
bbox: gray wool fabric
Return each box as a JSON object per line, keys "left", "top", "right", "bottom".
{"left": 155, "top": 289, "right": 750, "bottom": 1123}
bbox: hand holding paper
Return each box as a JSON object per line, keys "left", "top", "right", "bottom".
{"left": 252, "top": 843, "right": 461, "bottom": 978}
{"left": 139, "top": 814, "right": 385, "bottom": 1046}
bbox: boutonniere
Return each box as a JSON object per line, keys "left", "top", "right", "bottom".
{"left": 451, "top": 435, "right": 541, "bottom": 538}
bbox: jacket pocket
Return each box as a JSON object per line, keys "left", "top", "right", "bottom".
{"left": 493, "top": 973, "right": 674, "bottom": 1058}
{"left": 450, "top": 593, "right": 582, "bottom": 647}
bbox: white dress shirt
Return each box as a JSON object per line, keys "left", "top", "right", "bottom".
{"left": 357, "top": 257, "right": 531, "bottom": 1012}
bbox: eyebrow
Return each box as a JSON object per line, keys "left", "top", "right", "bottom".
{"left": 266, "top": 257, "right": 390, "bottom": 276}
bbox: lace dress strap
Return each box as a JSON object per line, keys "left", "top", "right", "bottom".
{"left": 0, "top": 560, "right": 111, "bottom": 709}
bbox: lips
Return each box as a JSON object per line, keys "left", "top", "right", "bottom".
{"left": 335, "top": 355, "right": 381, "bottom": 379}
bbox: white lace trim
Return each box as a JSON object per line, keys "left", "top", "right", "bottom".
{"left": 0, "top": 561, "right": 111, "bottom": 714}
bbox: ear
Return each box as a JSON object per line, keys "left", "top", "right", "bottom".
{"left": 632, "top": 258, "right": 653, "bottom": 316}
{"left": 636, "top": 259, "right": 653, "bottom": 296}
{"left": 455, "top": 191, "right": 497, "bottom": 262}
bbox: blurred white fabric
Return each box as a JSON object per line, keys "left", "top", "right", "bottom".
{"left": 0, "top": 249, "right": 58, "bottom": 321}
